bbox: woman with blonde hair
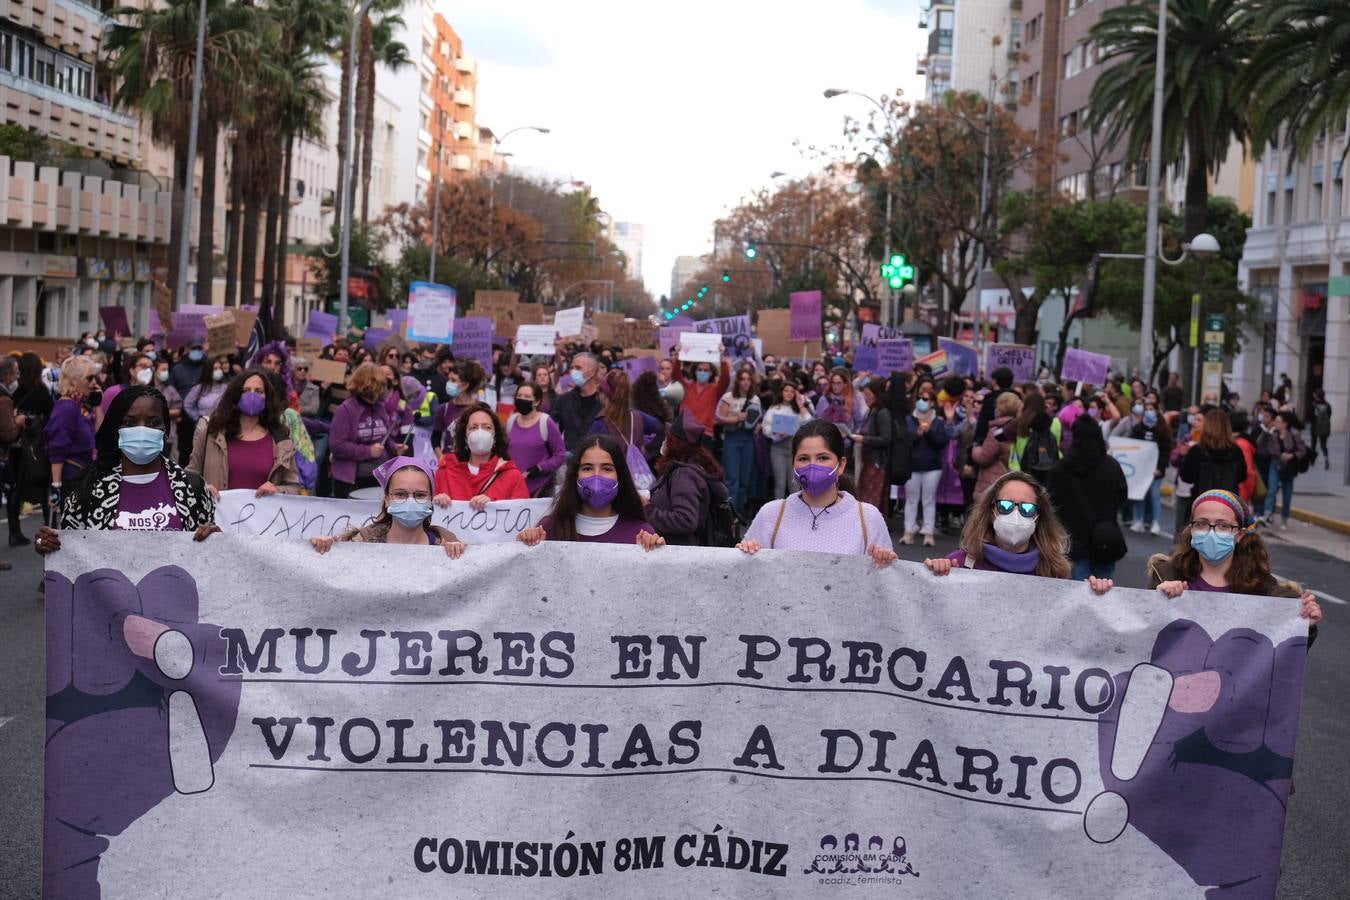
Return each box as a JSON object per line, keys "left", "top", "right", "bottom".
{"left": 925, "top": 470, "right": 1113, "bottom": 592}
{"left": 329, "top": 362, "right": 403, "bottom": 498}
{"left": 43, "top": 355, "right": 99, "bottom": 508}
{"left": 971, "top": 390, "right": 1022, "bottom": 498}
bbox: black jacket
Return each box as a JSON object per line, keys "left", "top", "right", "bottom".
{"left": 646, "top": 461, "right": 729, "bottom": 546}
{"left": 1180, "top": 444, "right": 1248, "bottom": 496}
{"left": 552, "top": 388, "right": 604, "bottom": 456}
{"left": 1046, "top": 451, "right": 1128, "bottom": 561}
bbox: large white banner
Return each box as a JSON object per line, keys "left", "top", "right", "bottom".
{"left": 214, "top": 491, "right": 551, "bottom": 542}
{"left": 45, "top": 535, "right": 1308, "bottom": 898}
{"left": 1108, "top": 437, "right": 1161, "bottom": 502}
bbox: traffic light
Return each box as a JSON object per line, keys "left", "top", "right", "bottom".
{"left": 880, "top": 253, "right": 915, "bottom": 290}
{"left": 744, "top": 241, "right": 758, "bottom": 260}
{"left": 697, "top": 285, "right": 709, "bottom": 298}
{"left": 721, "top": 270, "right": 731, "bottom": 283}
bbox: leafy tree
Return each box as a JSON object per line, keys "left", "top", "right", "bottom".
{"left": 0, "top": 125, "right": 69, "bottom": 166}
{"left": 1088, "top": 0, "right": 1257, "bottom": 240}
{"left": 358, "top": 6, "right": 410, "bottom": 224}
{"left": 308, "top": 222, "right": 391, "bottom": 309}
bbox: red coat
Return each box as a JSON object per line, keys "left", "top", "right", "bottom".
{"left": 434, "top": 455, "right": 529, "bottom": 501}
{"left": 1235, "top": 435, "right": 1258, "bottom": 504}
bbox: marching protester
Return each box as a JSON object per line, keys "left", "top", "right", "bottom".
{"left": 1115, "top": 396, "right": 1172, "bottom": 534}
{"left": 433, "top": 402, "right": 529, "bottom": 508}
{"left": 531, "top": 363, "right": 558, "bottom": 414}
{"left": 900, "top": 382, "right": 950, "bottom": 547}
{"left": 592, "top": 369, "right": 664, "bottom": 493}
{"left": 516, "top": 434, "right": 664, "bottom": 548}
{"left": 189, "top": 368, "right": 303, "bottom": 498}
{"left": 1179, "top": 407, "right": 1247, "bottom": 503}
{"left": 44, "top": 356, "right": 99, "bottom": 509}
{"left": 506, "top": 382, "right": 567, "bottom": 497}
{"left": 1228, "top": 410, "right": 1260, "bottom": 505}
{"left": 552, "top": 352, "right": 606, "bottom": 454}
{"left": 34, "top": 386, "right": 218, "bottom": 554}
{"left": 1010, "top": 390, "right": 1060, "bottom": 484}
{"left": 646, "top": 411, "right": 731, "bottom": 546}
{"left": 6, "top": 352, "right": 54, "bottom": 546}
{"left": 329, "top": 363, "right": 403, "bottom": 499}
{"left": 674, "top": 354, "right": 730, "bottom": 438}
{"left": 182, "top": 353, "right": 231, "bottom": 459}
{"left": 1047, "top": 415, "right": 1129, "bottom": 581}
{"left": 1150, "top": 489, "right": 1321, "bottom": 624}
{"left": 1257, "top": 410, "right": 1308, "bottom": 529}
{"left": 971, "top": 390, "right": 1022, "bottom": 499}
{"left": 431, "top": 358, "right": 487, "bottom": 453}
{"left": 100, "top": 352, "right": 155, "bottom": 418}
{"left": 850, "top": 376, "right": 895, "bottom": 515}
{"left": 736, "top": 419, "right": 896, "bottom": 566}
{"left": 717, "top": 365, "right": 762, "bottom": 515}
{"left": 760, "top": 379, "right": 813, "bottom": 500}
{"left": 310, "top": 456, "right": 465, "bottom": 558}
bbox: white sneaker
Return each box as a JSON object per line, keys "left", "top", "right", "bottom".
{"left": 1129, "top": 522, "right": 1145, "bottom": 533}
{"left": 1279, "top": 522, "right": 1288, "bottom": 531}
{"left": 1149, "top": 522, "right": 1161, "bottom": 536}
{"left": 899, "top": 532, "right": 914, "bottom": 545}
{"left": 923, "top": 534, "right": 935, "bottom": 548}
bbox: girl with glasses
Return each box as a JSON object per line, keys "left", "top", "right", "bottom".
{"left": 310, "top": 456, "right": 464, "bottom": 557}
{"left": 924, "top": 471, "right": 1112, "bottom": 592}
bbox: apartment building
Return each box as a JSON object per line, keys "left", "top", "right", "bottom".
{"left": 917, "top": 0, "right": 1020, "bottom": 106}
{"left": 608, "top": 221, "right": 644, "bottom": 283}
{"left": 670, "top": 255, "right": 700, "bottom": 302}
{"left": 0, "top": 0, "right": 172, "bottom": 340}
{"left": 1238, "top": 132, "right": 1349, "bottom": 433}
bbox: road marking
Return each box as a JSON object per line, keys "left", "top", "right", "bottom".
{"left": 1274, "top": 574, "right": 1347, "bottom": 605}
{"left": 0, "top": 716, "right": 12, "bottom": 730}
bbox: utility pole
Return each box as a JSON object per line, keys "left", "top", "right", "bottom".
{"left": 1139, "top": 0, "right": 1169, "bottom": 379}
{"left": 428, "top": 175, "right": 441, "bottom": 281}
{"left": 972, "top": 68, "right": 995, "bottom": 349}
{"left": 174, "top": 0, "right": 208, "bottom": 308}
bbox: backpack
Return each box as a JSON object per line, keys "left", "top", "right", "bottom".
{"left": 696, "top": 475, "right": 742, "bottom": 548}
{"left": 507, "top": 411, "right": 551, "bottom": 442}
{"left": 1294, "top": 433, "right": 1314, "bottom": 474}
{"left": 1020, "top": 427, "right": 1060, "bottom": 484}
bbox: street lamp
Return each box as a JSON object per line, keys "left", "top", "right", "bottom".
{"left": 1138, "top": 0, "right": 1170, "bottom": 379}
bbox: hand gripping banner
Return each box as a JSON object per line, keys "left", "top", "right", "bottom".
{"left": 45, "top": 533, "right": 1308, "bottom": 898}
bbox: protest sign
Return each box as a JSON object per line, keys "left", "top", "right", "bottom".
{"left": 387, "top": 309, "right": 408, "bottom": 337}
{"left": 756, "top": 308, "right": 815, "bottom": 359}
{"left": 677, "top": 331, "right": 722, "bottom": 364}
{"left": 877, "top": 339, "right": 914, "bottom": 375}
{"left": 474, "top": 291, "right": 520, "bottom": 334}
{"left": 362, "top": 327, "right": 392, "bottom": 351}
{"left": 147, "top": 308, "right": 163, "bottom": 337}
{"left": 204, "top": 311, "right": 236, "bottom": 357}
{"left": 307, "top": 359, "right": 348, "bottom": 386}
{"left": 46, "top": 535, "right": 1309, "bottom": 898}
{"left": 694, "top": 315, "right": 753, "bottom": 359}
{"left": 407, "top": 282, "right": 457, "bottom": 344}
{"left": 852, "top": 342, "right": 879, "bottom": 372}
{"left": 98, "top": 306, "right": 130, "bottom": 337}
{"left": 614, "top": 321, "right": 655, "bottom": 349}
{"left": 617, "top": 356, "right": 659, "bottom": 380}
{"left": 861, "top": 323, "right": 904, "bottom": 345}
{"left": 769, "top": 411, "right": 799, "bottom": 438}
{"left": 232, "top": 308, "right": 258, "bottom": 347}
{"left": 985, "top": 343, "right": 1037, "bottom": 382}
{"left": 306, "top": 311, "right": 339, "bottom": 339}
{"left": 1108, "top": 436, "right": 1162, "bottom": 502}
{"left": 938, "top": 339, "right": 980, "bottom": 377}
{"left": 215, "top": 492, "right": 550, "bottom": 542}
{"left": 514, "top": 303, "right": 547, "bottom": 327}
{"left": 554, "top": 305, "right": 586, "bottom": 339}
{"left": 451, "top": 316, "right": 494, "bottom": 367}
{"left": 789, "top": 290, "right": 823, "bottom": 342}
{"left": 170, "top": 311, "right": 208, "bottom": 343}
{"left": 659, "top": 325, "right": 684, "bottom": 357}
{"left": 1061, "top": 347, "right": 1111, "bottom": 386}
{"left": 296, "top": 337, "right": 324, "bottom": 359}
{"left": 593, "top": 312, "right": 626, "bottom": 344}
{"left": 516, "top": 324, "right": 559, "bottom": 356}
{"left": 916, "top": 348, "right": 950, "bottom": 377}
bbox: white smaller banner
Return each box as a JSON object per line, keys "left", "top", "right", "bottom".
{"left": 677, "top": 331, "right": 722, "bottom": 363}
{"left": 214, "top": 491, "right": 552, "bottom": 542}
{"left": 406, "top": 281, "right": 457, "bottom": 344}
{"left": 515, "top": 323, "right": 559, "bottom": 356}
{"left": 1108, "top": 436, "right": 1161, "bottom": 501}
{"left": 553, "top": 305, "right": 586, "bottom": 338}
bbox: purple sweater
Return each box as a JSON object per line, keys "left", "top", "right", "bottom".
{"left": 44, "top": 398, "right": 95, "bottom": 475}
{"left": 508, "top": 414, "right": 567, "bottom": 495}
{"left": 328, "top": 395, "right": 400, "bottom": 484}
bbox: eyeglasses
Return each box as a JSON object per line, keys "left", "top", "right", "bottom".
{"left": 994, "top": 499, "right": 1039, "bottom": 519}
{"left": 294, "top": 367, "right": 309, "bottom": 373}
{"left": 1191, "top": 519, "right": 1238, "bottom": 537}
{"left": 388, "top": 490, "right": 431, "bottom": 503}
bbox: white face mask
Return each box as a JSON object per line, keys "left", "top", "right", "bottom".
{"left": 135, "top": 368, "right": 153, "bottom": 385}
{"left": 466, "top": 430, "right": 494, "bottom": 455}
{"left": 992, "top": 513, "right": 1038, "bottom": 549}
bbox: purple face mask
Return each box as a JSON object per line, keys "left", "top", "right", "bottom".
{"left": 795, "top": 463, "right": 839, "bottom": 497}
{"left": 238, "top": 391, "right": 266, "bottom": 417}
{"left": 576, "top": 474, "right": 620, "bottom": 508}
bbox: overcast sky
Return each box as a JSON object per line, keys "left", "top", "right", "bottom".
{"left": 449, "top": 0, "right": 927, "bottom": 299}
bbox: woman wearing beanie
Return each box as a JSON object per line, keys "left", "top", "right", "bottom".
{"left": 311, "top": 456, "right": 464, "bottom": 557}
{"left": 189, "top": 368, "right": 302, "bottom": 498}
{"left": 1149, "top": 490, "right": 1321, "bottom": 625}
{"left": 433, "top": 403, "right": 529, "bottom": 508}
{"left": 736, "top": 419, "right": 896, "bottom": 566}
{"left": 646, "top": 411, "right": 731, "bottom": 546}
{"left": 925, "top": 471, "right": 1113, "bottom": 593}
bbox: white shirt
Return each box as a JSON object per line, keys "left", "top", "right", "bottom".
{"left": 575, "top": 513, "right": 619, "bottom": 537}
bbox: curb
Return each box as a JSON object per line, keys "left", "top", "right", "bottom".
{"left": 1161, "top": 486, "right": 1350, "bottom": 536}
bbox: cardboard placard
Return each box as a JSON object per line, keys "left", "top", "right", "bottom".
{"left": 296, "top": 338, "right": 324, "bottom": 359}
{"left": 513, "top": 304, "right": 547, "bottom": 327}
{"left": 204, "top": 311, "right": 237, "bottom": 357}
{"left": 232, "top": 308, "right": 258, "bottom": 348}
{"left": 755, "top": 308, "right": 815, "bottom": 359}
{"left": 474, "top": 291, "right": 520, "bottom": 334}
{"left": 614, "top": 321, "right": 655, "bottom": 349}
{"left": 308, "top": 358, "right": 348, "bottom": 386}
{"left": 592, "top": 312, "right": 626, "bottom": 344}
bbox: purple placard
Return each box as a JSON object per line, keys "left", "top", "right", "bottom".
{"left": 164, "top": 329, "right": 196, "bottom": 351}
{"left": 853, "top": 342, "right": 879, "bottom": 373}
{"left": 1060, "top": 347, "right": 1111, "bottom": 386}
{"left": 861, "top": 323, "right": 904, "bottom": 345}
{"left": 789, "top": 290, "right": 823, "bottom": 342}
{"left": 169, "top": 311, "right": 207, "bottom": 340}
{"left": 388, "top": 309, "right": 408, "bottom": 330}
{"left": 694, "top": 314, "right": 753, "bottom": 359}
{"left": 363, "top": 328, "right": 392, "bottom": 350}
{"left": 665, "top": 315, "right": 695, "bottom": 328}
{"left": 451, "top": 316, "right": 494, "bottom": 367}
{"left": 659, "top": 326, "right": 684, "bottom": 356}
{"left": 306, "top": 311, "right": 339, "bottom": 338}
{"left": 617, "top": 356, "right": 659, "bottom": 380}
{"left": 147, "top": 309, "right": 163, "bottom": 336}
{"left": 877, "top": 339, "right": 913, "bottom": 375}
{"left": 985, "top": 343, "right": 1036, "bottom": 382}
{"left": 98, "top": 306, "right": 130, "bottom": 337}
{"left": 938, "top": 338, "right": 980, "bottom": 377}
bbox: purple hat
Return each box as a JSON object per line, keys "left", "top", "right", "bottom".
{"left": 372, "top": 456, "right": 435, "bottom": 491}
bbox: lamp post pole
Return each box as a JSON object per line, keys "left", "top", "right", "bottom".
{"left": 174, "top": 0, "right": 208, "bottom": 308}
{"left": 1139, "top": 0, "right": 1169, "bottom": 379}
{"left": 339, "top": 0, "right": 377, "bottom": 336}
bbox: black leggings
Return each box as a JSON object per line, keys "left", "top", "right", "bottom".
{"left": 332, "top": 474, "right": 378, "bottom": 499}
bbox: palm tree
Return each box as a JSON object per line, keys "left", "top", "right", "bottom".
{"left": 1242, "top": 1, "right": 1350, "bottom": 162}
{"left": 103, "top": 0, "right": 257, "bottom": 302}
{"left": 1087, "top": 0, "right": 1258, "bottom": 239}
{"left": 358, "top": 4, "right": 410, "bottom": 224}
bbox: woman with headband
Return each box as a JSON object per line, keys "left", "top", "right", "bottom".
{"left": 310, "top": 456, "right": 465, "bottom": 558}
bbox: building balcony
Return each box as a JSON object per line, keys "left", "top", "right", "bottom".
{"left": 0, "top": 156, "right": 171, "bottom": 243}
{"left": 455, "top": 54, "right": 475, "bottom": 76}
{"left": 453, "top": 120, "right": 474, "bottom": 141}
{"left": 1, "top": 0, "right": 111, "bottom": 62}
{"left": 0, "top": 73, "right": 140, "bottom": 164}
{"left": 453, "top": 89, "right": 473, "bottom": 107}
{"left": 450, "top": 154, "right": 471, "bottom": 172}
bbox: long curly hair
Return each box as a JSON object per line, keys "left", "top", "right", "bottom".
{"left": 1165, "top": 526, "right": 1284, "bottom": 596}
{"left": 959, "top": 470, "right": 1071, "bottom": 579}
{"left": 548, "top": 434, "right": 647, "bottom": 541}
{"left": 451, "top": 402, "right": 511, "bottom": 462}
{"left": 207, "top": 368, "right": 287, "bottom": 438}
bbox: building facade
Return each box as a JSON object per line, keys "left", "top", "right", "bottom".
{"left": 918, "top": 0, "right": 1019, "bottom": 106}
{"left": 670, "top": 255, "right": 700, "bottom": 302}
{"left": 608, "top": 221, "right": 644, "bottom": 283}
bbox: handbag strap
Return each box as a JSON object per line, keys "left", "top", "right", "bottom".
{"left": 770, "top": 499, "right": 788, "bottom": 549}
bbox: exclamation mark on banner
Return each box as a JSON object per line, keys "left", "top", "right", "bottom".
{"left": 1084, "top": 663, "right": 1173, "bottom": 843}
{"left": 155, "top": 630, "right": 216, "bottom": 794}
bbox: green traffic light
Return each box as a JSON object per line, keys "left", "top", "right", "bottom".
{"left": 722, "top": 270, "right": 731, "bottom": 283}
{"left": 744, "top": 242, "right": 757, "bottom": 259}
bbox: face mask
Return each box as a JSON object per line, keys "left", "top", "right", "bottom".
{"left": 1191, "top": 529, "right": 1236, "bottom": 564}
{"left": 238, "top": 391, "right": 267, "bottom": 417}
{"left": 443, "top": 383, "right": 462, "bottom": 400}
{"left": 695, "top": 370, "right": 712, "bottom": 384}
{"left": 189, "top": 349, "right": 204, "bottom": 362}
{"left": 135, "top": 368, "right": 153, "bottom": 386}
{"left": 144, "top": 350, "right": 156, "bottom": 361}
{"left": 916, "top": 399, "right": 933, "bottom": 414}
{"left": 84, "top": 338, "right": 98, "bottom": 349}
{"left": 467, "top": 430, "right": 495, "bottom": 455}
{"left": 1088, "top": 407, "right": 1100, "bottom": 420}
{"left": 1131, "top": 404, "right": 1144, "bottom": 416}
{"left": 157, "top": 370, "right": 170, "bottom": 383}
{"left": 385, "top": 498, "right": 432, "bottom": 528}
{"left": 795, "top": 463, "right": 839, "bottom": 497}
{"left": 212, "top": 368, "right": 225, "bottom": 382}
{"left": 1143, "top": 410, "right": 1158, "bottom": 426}
{"left": 118, "top": 426, "right": 164, "bottom": 465}
{"left": 570, "top": 369, "right": 587, "bottom": 387}
{"left": 576, "top": 474, "right": 619, "bottom": 508}
{"left": 92, "top": 363, "right": 103, "bottom": 374}
{"left": 96, "top": 333, "right": 106, "bottom": 341}
{"left": 992, "top": 512, "right": 1038, "bottom": 548}
{"left": 514, "top": 397, "right": 535, "bottom": 415}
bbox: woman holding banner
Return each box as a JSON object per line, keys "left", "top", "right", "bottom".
{"left": 736, "top": 420, "right": 896, "bottom": 566}
{"left": 34, "top": 386, "right": 218, "bottom": 554}
{"left": 516, "top": 434, "right": 664, "bottom": 548}
{"left": 433, "top": 403, "right": 528, "bottom": 508}
{"left": 310, "top": 457, "right": 465, "bottom": 558}
{"left": 190, "top": 369, "right": 302, "bottom": 499}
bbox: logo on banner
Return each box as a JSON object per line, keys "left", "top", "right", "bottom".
{"left": 803, "top": 832, "right": 920, "bottom": 881}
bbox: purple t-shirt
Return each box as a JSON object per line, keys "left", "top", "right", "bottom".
{"left": 227, "top": 434, "right": 274, "bottom": 491}
{"left": 540, "top": 514, "right": 654, "bottom": 544}
{"left": 114, "top": 470, "right": 183, "bottom": 531}
{"left": 1187, "top": 577, "right": 1228, "bottom": 592}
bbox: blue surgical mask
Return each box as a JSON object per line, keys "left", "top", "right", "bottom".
{"left": 387, "top": 499, "right": 432, "bottom": 528}
{"left": 1132, "top": 404, "right": 1144, "bottom": 416}
{"left": 444, "top": 383, "right": 461, "bottom": 399}
{"left": 570, "top": 368, "right": 587, "bottom": 386}
{"left": 1143, "top": 410, "right": 1158, "bottom": 426}
{"left": 1190, "top": 529, "right": 1236, "bottom": 564}
{"left": 189, "top": 349, "right": 204, "bottom": 362}
{"left": 915, "top": 399, "right": 931, "bottom": 413}
{"left": 118, "top": 426, "right": 164, "bottom": 465}
{"left": 696, "top": 370, "right": 712, "bottom": 384}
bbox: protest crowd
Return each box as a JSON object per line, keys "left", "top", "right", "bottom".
{"left": 0, "top": 314, "right": 1324, "bottom": 629}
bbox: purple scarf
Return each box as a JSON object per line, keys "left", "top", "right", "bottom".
{"left": 981, "top": 542, "right": 1040, "bottom": 574}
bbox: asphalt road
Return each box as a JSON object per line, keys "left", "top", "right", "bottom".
{"left": 0, "top": 516, "right": 1344, "bottom": 898}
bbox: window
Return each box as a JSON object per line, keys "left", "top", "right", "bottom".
{"left": 1311, "top": 164, "right": 1324, "bottom": 220}
{"left": 1010, "top": 20, "right": 1022, "bottom": 51}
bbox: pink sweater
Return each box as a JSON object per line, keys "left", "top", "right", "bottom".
{"left": 744, "top": 492, "right": 889, "bottom": 554}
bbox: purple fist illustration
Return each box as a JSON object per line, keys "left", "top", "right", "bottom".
{"left": 1089, "top": 619, "right": 1307, "bottom": 898}
{"left": 44, "top": 566, "right": 241, "bottom": 899}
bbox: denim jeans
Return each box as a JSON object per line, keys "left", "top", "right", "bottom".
{"left": 1264, "top": 461, "right": 1295, "bottom": 522}
{"left": 1071, "top": 557, "right": 1115, "bottom": 580}
{"left": 722, "top": 429, "right": 755, "bottom": 513}
{"left": 1133, "top": 476, "right": 1161, "bottom": 526}
{"left": 769, "top": 440, "right": 794, "bottom": 499}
